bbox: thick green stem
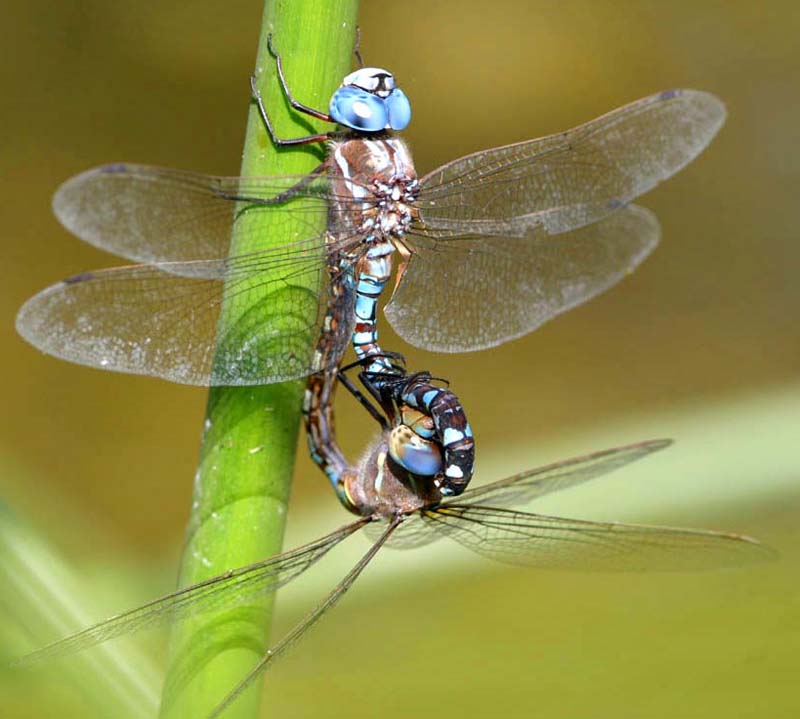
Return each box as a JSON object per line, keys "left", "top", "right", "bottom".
{"left": 159, "top": 2, "right": 360, "bottom": 717}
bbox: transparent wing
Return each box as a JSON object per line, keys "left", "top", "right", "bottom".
{"left": 452, "top": 439, "right": 673, "bottom": 510}
{"left": 416, "top": 89, "right": 725, "bottom": 237}
{"left": 364, "top": 511, "right": 444, "bottom": 549}
{"left": 206, "top": 517, "right": 401, "bottom": 719}
{"left": 421, "top": 506, "right": 773, "bottom": 571}
{"left": 388, "top": 204, "right": 659, "bottom": 352}
{"left": 13, "top": 519, "right": 369, "bottom": 667}
{"left": 375, "top": 440, "right": 671, "bottom": 551}
{"left": 15, "top": 235, "right": 356, "bottom": 385}
{"left": 52, "top": 163, "right": 342, "bottom": 264}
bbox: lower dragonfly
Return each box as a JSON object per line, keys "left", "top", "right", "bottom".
{"left": 14, "top": 366, "right": 772, "bottom": 718}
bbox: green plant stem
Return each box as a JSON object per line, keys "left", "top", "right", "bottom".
{"left": 159, "top": 2, "right": 360, "bottom": 717}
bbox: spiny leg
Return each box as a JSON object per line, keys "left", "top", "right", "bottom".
{"left": 339, "top": 352, "right": 406, "bottom": 430}
{"left": 249, "top": 75, "right": 331, "bottom": 147}
{"left": 353, "top": 26, "right": 364, "bottom": 68}
{"left": 337, "top": 370, "right": 388, "bottom": 430}
{"left": 267, "top": 33, "right": 335, "bottom": 122}
{"left": 250, "top": 33, "right": 336, "bottom": 147}
{"left": 218, "top": 160, "right": 328, "bottom": 207}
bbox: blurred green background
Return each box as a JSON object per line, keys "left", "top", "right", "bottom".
{"left": 1, "top": 1, "right": 798, "bottom": 717}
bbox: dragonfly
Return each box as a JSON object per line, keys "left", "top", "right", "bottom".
{"left": 14, "top": 37, "right": 726, "bottom": 494}
{"left": 16, "top": 37, "right": 724, "bottom": 418}
{"left": 14, "top": 366, "right": 772, "bottom": 718}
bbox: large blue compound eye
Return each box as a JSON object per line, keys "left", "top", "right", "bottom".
{"left": 385, "top": 89, "right": 411, "bottom": 130}
{"left": 329, "top": 86, "right": 388, "bottom": 131}
{"left": 388, "top": 425, "right": 443, "bottom": 477}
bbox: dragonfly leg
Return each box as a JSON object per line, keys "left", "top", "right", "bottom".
{"left": 353, "top": 26, "right": 364, "bottom": 69}
{"left": 250, "top": 75, "right": 331, "bottom": 147}
{"left": 337, "top": 351, "right": 407, "bottom": 429}
{"left": 392, "top": 238, "right": 413, "bottom": 293}
{"left": 220, "top": 161, "right": 328, "bottom": 210}
{"left": 266, "top": 33, "right": 335, "bottom": 123}
{"left": 338, "top": 369, "right": 389, "bottom": 430}
{"left": 339, "top": 351, "right": 407, "bottom": 377}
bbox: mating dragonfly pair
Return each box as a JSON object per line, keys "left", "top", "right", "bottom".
{"left": 15, "top": 35, "right": 770, "bottom": 718}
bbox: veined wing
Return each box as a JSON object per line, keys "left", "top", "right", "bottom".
{"left": 15, "top": 233, "right": 354, "bottom": 385}
{"left": 421, "top": 506, "right": 773, "bottom": 571}
{"left": 13, "top": 519, "right": 369, "bottom": 667}
{"left": 415, "top": 89, "right": 725, "bottom": 237}
{"left": 364, "top": 510, "right": 444, "bottom": 549}
{"left": 52, "top": 163, "right": 349, "bottom": 264}
{"left": 388, "top": 204, "right": 659, "bottom": 352}
{"left": 206, "top": 516, "right": 401, "bottom": 719}
{"left": 451, "top": 439, "right": 672, "bottom": 510}
{"left": 379, "top": 440, "right": 671, "bottom": 551}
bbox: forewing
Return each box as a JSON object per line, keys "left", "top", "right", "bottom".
{"left": 416, "top": 89, "right": 725, "bottom": 237}
{"left": 52, "top": 163, "right": 335, "bottom": 264}
{"left": 453, "top": 440, "right": 672, "bottom": 510}
{"left": 388, "top": 205, "right": 659, "bottom": 352}
{"left": 15, "top": 238, "right": 352, "bottom": 385}
{"left": 423, "top": 506, "right": 773, "bottom": 571}
{"left": 205, "top": 517, "right": 401, "bottom": 719}
{"left": 13, "top": 519, "right": 368, "bottom": 666}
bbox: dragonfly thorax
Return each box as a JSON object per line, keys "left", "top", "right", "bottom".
{"left": 330, "top": 137, "right": 419, "bottom": 242}
{"left": 359, "top": 189, "right": 417, "bottom": 238}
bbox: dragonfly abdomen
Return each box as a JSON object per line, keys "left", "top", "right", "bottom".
{"left": 329, "top": 135, "right": 419, "bottom": 375}
{"left": 393, "top": 375, "right": 475, "bottom": 496}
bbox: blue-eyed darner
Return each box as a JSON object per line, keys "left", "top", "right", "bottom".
{"left": 14, "top": 37, "right": 725, "bottom": 494}
{"left": 14, "top": 363, "right": 772, "bottom": 718}
{"left": 15, "top": 37, "right": 723, "bottom": 391}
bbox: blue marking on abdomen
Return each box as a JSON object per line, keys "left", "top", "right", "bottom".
{"left": 354, "top": 296, "right": 373, "bottom": 321}
{"left": 421, "top": 389, "right": 440, "bottom": 407}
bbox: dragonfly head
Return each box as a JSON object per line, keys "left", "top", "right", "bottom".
{"left": 329, "top": 68, "right": 411, "bottom": 133}
{"left": 343, "top": 432, "right": 444, "bottom": 518}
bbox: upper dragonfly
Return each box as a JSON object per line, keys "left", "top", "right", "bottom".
{"left": 16, "top": 37, "right": 725, "bottom": 387}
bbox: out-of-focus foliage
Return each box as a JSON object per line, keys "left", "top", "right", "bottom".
{"left": 1, "top": 1, "right": 798, "bottom": 717}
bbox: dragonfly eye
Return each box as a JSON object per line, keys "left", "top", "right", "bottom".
{"left": 384, "top": 89, "right": 411, "bottom": 131}
{"left": 330, "top": 87, "right": 388, "bottom": 131}
{"left": 388, "top": 424, "right": 442, "bottom": 477}
{"left": 330, "top": 68, "right": 411, "bottom": 132}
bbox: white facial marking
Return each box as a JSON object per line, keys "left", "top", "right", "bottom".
{"left": 342, "top": 67, "right": 394, "bottom": 92}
